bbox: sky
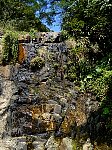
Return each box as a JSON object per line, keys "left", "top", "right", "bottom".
{"left": 38, "top": 15, "right": 61, "bottom": 32}
{"left": 48, "top": 23, "right": 61, "bottom": 32}
{"left": 40, "top": 0, "right": 62, "bottom": 32}
{"left": 42, "top": 13, "right": 61, "bottom": 32}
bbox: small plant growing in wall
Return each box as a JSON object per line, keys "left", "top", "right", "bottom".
{"left": 29, "top": 28, "right": 37, "bottom": 42}
{"left": 30, "top": 56, "right": 45, "bottom": 71}
{"left": 60, "top": 30, "right": 70, "bottom": 41}
{"left": 2, "top": 31, "right": 18, "bottom": 64}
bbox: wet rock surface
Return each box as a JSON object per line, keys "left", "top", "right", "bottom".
{"left": 0, "top": 32, "right": 107, "bottom": 149}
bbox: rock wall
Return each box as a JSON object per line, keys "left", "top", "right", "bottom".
{"left": 0, "top": 32, "right": 105, "bottom": 150}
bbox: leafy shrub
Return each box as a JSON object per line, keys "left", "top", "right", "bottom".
{"left": 30, "top": 56, "right": 45, "bottom": 71}
{"left": 65, "top": 37, "right": 77, "bottom": 49}
{"left": 29, "top": 28, "right": 36, "bottom": 39}
{"left": 83, "top": 69, "right": 112, "bottom": 101}
{"left": 60, "top": 30, "right": 70, "bottom": 41}
{"left": 66, "top": 37, "right": 93, "bottom": 81}
{"left": 65, "top": 36, "right": 112, "bottom": 103}
{"left": 2, "top": 31, "right": 18, "bottom": 64}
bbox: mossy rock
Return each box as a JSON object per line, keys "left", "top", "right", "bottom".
{"left": 30, "top": 56, "right": 45, "bottom": 71}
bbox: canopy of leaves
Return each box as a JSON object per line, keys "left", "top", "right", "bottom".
{"left": 59, "top": 0, "right": 112, "bottom": 51}
{"left": 0, "top": 0, "right": 52, "bottom": 31}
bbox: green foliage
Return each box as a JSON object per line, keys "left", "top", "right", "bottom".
{"left": 2, "top": 31, "right": 18, "bottom": 64}
{"left": 0, "top": 0, "right": 51, "bottom": 32}
{"left": 68, "top": 72, "right": 77, "bottom": 81}
{"left": 30, "top": 56, "right": 45, "bottom": 70}
{"left": 60, "top": 0, "right": 112, "bottom": 51}
{"left": 83, "top": 64, "right": 112, "bottom": 100}
{"left": 60, "top": 30, "right": 70, "bottom": 40}
{"left": 29, "top": 28, "right": 36, "bottom": 39}
{"left": 66, "top": 37, "right": 93, "bottom": 81}
{"left": 55, "top": 0, "right": 112, "bottom": 144}
{"left": 103, "top": 107, "right": 110, "bottom": 115}
{"left": 65, "top": 35, "right": 112, "bottom": 105}
{"left": 85, "top": 74, "right": 107, "bottom": 100}
{"left": 72, "top": 140, "right": 77, "bottom": 150}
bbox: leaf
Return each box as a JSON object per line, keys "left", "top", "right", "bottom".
{"left": 103, "top": 107, "right": 110, "bottom": 115}
{"left": 87, "top": 75, "right": 92, "bottom": 79}
{"left": 96, "top": 67, "right": 102, "bottom": 73}
{"left": 84, "top": 78, "right": 87, "bottom": 81}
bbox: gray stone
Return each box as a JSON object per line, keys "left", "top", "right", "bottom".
{"left": 54, "top": 104, "right": 61, "bottom": 114}
{"left": 16, "top": 137, "right": 27, "bottom": 150}
{"left": 82, "top": 138, "right": 93, "bottom": 150}
{"left": 85, "top": 98, "right": 99, "bottom": 115}
{"left": 0, "top": 80, "right": 16, "bottom": 115}
{"left": 60, "top": 97, "right": 67, "bottom": 107}
{"left": 68, "top": 89, "right": 78, "bottom": 99}
{"left": 0, "top": 137, "right": 26, "bottom": 150}
{"left": 69, "top": 104, "right": 76, "bottom": 110}
{"left": 52, "top": 113, "right": 62, "bottom": 122}
{"left": 48, "top": 100, "right": 58, "bottom": 105}
{"left": 59, "top": 137, "right": 73, "bottom": 150}
{"left": 45, "top": 136, "right": 59, "bottom": 150}
{"left": 16, "top": 142, "right": 27, "bottom": 150}
{"left": 33, "top": 141, "right": 45, "bottom": 150}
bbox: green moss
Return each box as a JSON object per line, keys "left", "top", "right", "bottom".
{"left": 30, "top": 56, "right": 45, "bottom": 70}
{"left": 72, "top": 140, "right": 82, "bottom": 150}
{"left": 72, "top": 140, "right": 77, "bottom": 150}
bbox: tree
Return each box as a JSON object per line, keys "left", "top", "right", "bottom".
{"left": 0, "top": 0, "right": 51, "bottom": 31}
{"left": 59, "top": 0, "right": 112, "bottom": 51}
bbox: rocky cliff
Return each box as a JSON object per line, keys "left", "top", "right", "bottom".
{"left": 0, "top": 32, "right": 111, "bottom": 150}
